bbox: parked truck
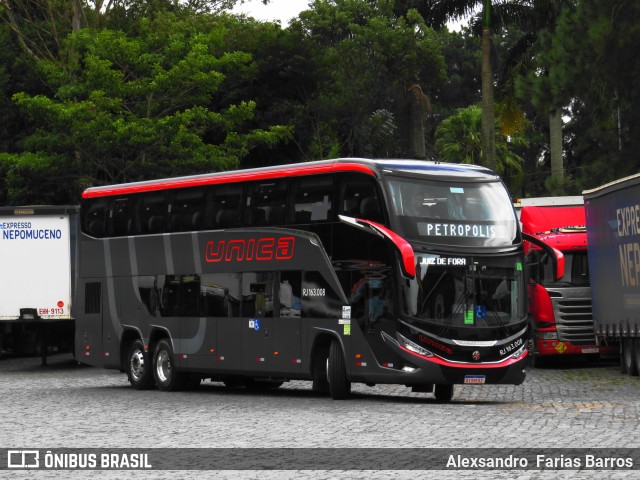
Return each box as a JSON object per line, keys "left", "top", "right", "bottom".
{"left": 584, "top": 174, "right": 640, "bottom": 375}
{"left": 0, "top": 205, "right": 78, "bottom": 363}
{"left": 516, "top": 197, "right": 616, "bottom": 366}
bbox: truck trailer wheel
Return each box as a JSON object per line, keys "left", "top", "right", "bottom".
{"left": 634, "top": 339, "right": 640, "bottom": 377}
{"left": 623, "top": 338, "right": 638, "bottom": 376}
{"left": 327, "top": 339, "right": 351, "bottom": 400}
{"left": 153, "top": 339, "right": 185, "bottom": 391}
{"left": 126, "top": 339, "right": 155, "bottom": 390}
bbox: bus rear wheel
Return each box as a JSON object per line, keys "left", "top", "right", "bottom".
{"left": 152, "top": 339, "right": 185, "bottom": 391}
{"left": 434, "top": 384, "right": 454, "bottom": 403}
{"left": 327, "top": 339, "right": 351, "bottom": 400}
{"left": 126, "top": 339, "right": 155, "bottom": 390}
{"left": 623, "top": 338, "right": 638, "bottom": 376}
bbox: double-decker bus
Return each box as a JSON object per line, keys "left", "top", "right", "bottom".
{"left": 75, "top": 158, "right": 531, "bottom": 401}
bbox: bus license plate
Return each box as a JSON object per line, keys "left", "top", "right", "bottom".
{"left": 464, "top": 375, "right": 486, "bottom": 384}
{"left": 582, "top": 347, "right": 599, "bottom": 354}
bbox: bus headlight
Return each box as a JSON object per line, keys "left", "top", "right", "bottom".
{"left": 397, "top": 333, "right": 434, "bottom": 358}
{"left": 512, "top": 344, "right": 527, "bottom": 359}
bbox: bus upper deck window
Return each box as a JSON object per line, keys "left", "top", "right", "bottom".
{"left": 290, "top": 176, "right": 333, "bottom": 224}
{"left": 205, "top": 184, "right": 243, "bottom": 229}
{"left": 167, "top": 188, "right": 204, "bottom": 232}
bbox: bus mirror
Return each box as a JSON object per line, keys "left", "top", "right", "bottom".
{"left": 338, "top": 215, "right": 415, "bottom": 279}
{"left": 522, "top": 232, "right": 565, "bottom": 281}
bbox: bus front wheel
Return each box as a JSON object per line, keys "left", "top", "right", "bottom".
{"left": 152, "top": 339, "right": 185, "bottom": 391}
{"left": 434, "top": 384, "right": 454, "bottom": 403}
{"left": 327, "top": 339, "right": 351, "bottom": 400}
{"left": 126, "top": 339, "right": 155, "bottom": 390}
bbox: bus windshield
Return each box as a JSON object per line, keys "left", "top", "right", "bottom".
{"left": 385, "top": 177, "right": 518, "bottom": 248}
{"left": 403, "top": 253, "right": 526, "bottom": 332}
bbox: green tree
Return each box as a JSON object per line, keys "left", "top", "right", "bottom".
{"left": 434, "top": 104, "right": 526, "bottom": 189}
{"left": 537, "top": 0, "right": 640, "bottom": 189}
{"left": 2, "top": 14, "right": 291, "bottom": 202}
{"left": 292, "top": 0, "right": 446, "bottom": 159}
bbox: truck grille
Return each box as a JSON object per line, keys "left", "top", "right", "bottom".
{"left": 548, "top": 287, "right": 596, "bottom": 345}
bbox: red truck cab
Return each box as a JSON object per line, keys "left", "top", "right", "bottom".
{"left": 520, "top": 204, "right": 616, "bottom": 364}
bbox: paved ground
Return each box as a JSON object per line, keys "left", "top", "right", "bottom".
{"left": 0, "top": 353, "right": 639, "bottom": 479}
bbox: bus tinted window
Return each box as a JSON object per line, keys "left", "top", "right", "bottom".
{"left": 112, "top": 197, "right": 132, "bottom": 236}
{"left": 302, "top": 271, "right": 343, "bottom": 319}
{"left": 83, "top": 199, "right": 108, "bottom": 237}
{"left": 290, "top": 175, "right": 333, "bottom": 224}
{"left": 204, "top": 184, "right": 243, "bottom": 230}
{"left": 242, "top": 272, "right": 275, "bottom": 317}
{"left": 158, "top": 274, "right": 200, "bottom": 317}
{"left": 338, "top": 174, "right": 383, "bottom": 223}
{"left": 246, "top": 181, "right": 287, "bottom": 226}
{"left": 135, "top": 192, "right": 165, "bottom": 235}
{"left": 168, "top": 188, "right": 204, "bottom": 232}
{"left": 201, "top": 273, "right": 241, "bottom": 317}
{"left": 280, "top": 271, "right": 301, "bottom": 318}
{"left": 386, "top": 177, "right": 517, "bottom": 247}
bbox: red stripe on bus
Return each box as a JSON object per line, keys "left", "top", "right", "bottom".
{"left": 397, "top": 344, "right": 528, "bottom": 369}
{"left": 82, "top": 162, "right": 376, "bottom": 198}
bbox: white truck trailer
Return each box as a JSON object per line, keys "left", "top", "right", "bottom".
{"left": 0, "top": 205, "right": 78, "bottom": 363}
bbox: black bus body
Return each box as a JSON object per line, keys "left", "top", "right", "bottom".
{"left": 75, "top": 158, "right": 529, "bottom": 400}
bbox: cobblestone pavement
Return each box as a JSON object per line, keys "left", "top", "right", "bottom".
{"left": 1, "top": 353, "right": 639, "bottom": 479}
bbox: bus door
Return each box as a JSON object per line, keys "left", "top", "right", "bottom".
{"left": 275, "top": 271, "right": 303, "bottom": 373}
{"left": 77, "top": 279, "right": 104, "bottom": 365}
{"left": 241, "top": 272, "right": 277, "bottom": 373}
{"left": 348, "top": 264, "right": 400, "bottom": 367}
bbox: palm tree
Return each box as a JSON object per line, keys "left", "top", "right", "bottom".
{"left": 408, "top": 1, "right": 571, "bottom": 181}
{"left": 495, "top": 0, "right": 575, "bottom": 190}
{"left": 434, "top": 104, "right": 526, "bottom": 178}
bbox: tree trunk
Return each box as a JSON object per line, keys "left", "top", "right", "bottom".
{"left": 481, "top": 26, "right": 496, "bottom": 172}
{"left": 549, "top": 108, "right": 563, "bottom": 184}
{"left": 408, "top": 84, "right": 426, "bottom": 159}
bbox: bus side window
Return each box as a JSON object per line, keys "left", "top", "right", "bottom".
{"left": 158, "top": 274, "right": 201, "bottom": 317}
{"left": 167, "top": 188, "right": 205, "bottom": 232}
{"left": 280, "top": 271, "right": 301, "bottom": 318}
{"left": 242, "top": 272, "right": 275, "bottom": 318}
{"left": 135, "top": 191, "right": 165, "bottom": 235}
{"left": 201, "top": 273, "right": 241, "bottom": 317}
{"left": 245, "top": 181, "right": 288, "bottom": 227}
{"left": 83, "top": 198, "right": 108, "bottom": 237}
{"left": 338, "top": 174, "right": 383, "bottom": 224}
{"left": 204, "top": 184, "right": 243, "bottom": 230}
{"left": 289, "top": 175, "right": 333, "bottom": 224}
{"left": 111, "top": 197, "right": 132, "bottom": 236}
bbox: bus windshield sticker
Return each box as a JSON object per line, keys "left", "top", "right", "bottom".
{"left": 342, "top": 306, "right": 351, "bottom": 319}
{"left": 338, "top": 319, "right": 351, "bottom": 325}
{"left": 249, "top": 319, "right": 261, "bottom": 331}
{"left": 343, "top": 324, "right": 351, "bottom": 335}
{"left": 475, "top": 305, "right": 487, "bottom": 319}
{"left": 464, "top": 310, "right": 474, "bottom": 325}
{"left": 450, "top": 187, "right": 464, "bottom": 194}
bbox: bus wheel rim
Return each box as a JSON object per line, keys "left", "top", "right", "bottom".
{"left": 130, "top": 350, "right": 145, "bottom": 381}
{"left": 156, "top": 350, "right": 171, "bottom": 383}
